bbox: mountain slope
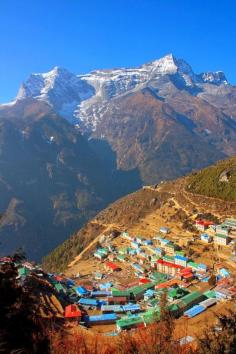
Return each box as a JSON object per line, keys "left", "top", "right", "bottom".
{"left": 92, "top": 89, "right": 235, "bottom": 183}
{"left": 2, "top": 54, "right": 236, "bottom": 260}
{"left": 43, "top": 156, "right": 236, "bottom": 272}
{"left": 0, "top": 99, "right": 141, "bottom": 260}
{"left": 11, "top": 54, "right": 236, "bottom": 185}
{"left": 187, "top": 157, "right": 236, "bottom": 201}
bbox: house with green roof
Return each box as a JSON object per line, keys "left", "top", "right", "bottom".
{"left": 116, "top": 254, "right": 126, "bottom": 262}
{"left": 18, "top": 267, "right": 30, "bottom": 277}
{"left": 187, "top": 261, "right": 199, "bottom": 271}
{"left": 167, "top": 303, "right": 181, "bottom": 317}
{"left": 149, "top": 271, "right": 167, "bottom": 283}
{"left": 163, "top": 255, "right": 175, "bottom": 262}
{"left": 112, "top": 282, "right": 156, "bottom": 301}
{"left": 54, "top": 283, "right": 66, "bottom": 294}
{"left": 176, "top": 291, "right": 206, "bottom": 313}
{"left": 204, "top": 290, "right": 216, "bottom": 299}
{"left": 222, "top": 218, "right": 236, "bottom": 230}
{"left": 116, "top": 315, "right": 143, "bottom": 331}
{"left": 168, "top": 287, "right": 189, "bottom": 301}
{"left": 148, "top": 298, "right": 159, "bottom": 308}
{"left": 142, "top": 307, "right": 160, "bottom": 324}
{"left": 118, "top": 247, "right": 128, "bottom": 255}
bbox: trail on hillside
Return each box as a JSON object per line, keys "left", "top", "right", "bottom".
{"left": 68, "top": 222, "right": 124, "bottom": 268}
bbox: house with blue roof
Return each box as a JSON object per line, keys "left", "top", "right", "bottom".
{"left": 197, "top": 263, "right": 208, "bottom": 272}
{"left": 200, "top": 233, "right": 212, "bottom": 243}
{"left": 219, "top": 268, "right": 230, "bottom": 277}
{"left": 155, "top": 248, "right": 163, "bottom": 256}
{"left": 100, "top": 282, "right": 113, "bottom": 290}
{"left": 85, "top": 313, "right": 118, "bottom": 325}
{"left": 78, "top": 298, "right": 98, "bottom": 307}
{"left": 75, "top": 286, "right": 89, "bottom": 297}
{"left": 142, "top": 239, "right": 153, "bottom": 246}
{"left": 175, "top": 255, "right": 188, "bottom": 267}
{"left": 160, "top": 238, "right": 170, "bottom": 246}
{"left": 131, "top": 241, "right": 140, "bottom": 249}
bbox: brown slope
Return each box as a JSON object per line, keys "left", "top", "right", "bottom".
{"left": 43, "top": 157, "right": 236, "bottom": 273}
{"left": 93, "top": 89, "right": 233, "bottom": 184}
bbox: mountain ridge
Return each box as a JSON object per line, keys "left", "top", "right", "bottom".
{"left": 10, "top": 53, "right": 232, "bottom": 131}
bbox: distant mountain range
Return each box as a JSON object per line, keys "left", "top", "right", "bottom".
{"left": 1, "top": 54, "right": 236, "bottom": 259}
{"left": 15, "top": 54, "right": 234, "bottom": 129}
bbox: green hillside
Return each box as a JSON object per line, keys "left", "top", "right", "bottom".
{"left": 186, "top": 157, "right": 236, "bottom": 201}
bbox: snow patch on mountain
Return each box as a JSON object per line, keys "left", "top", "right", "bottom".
{"left": 11, "top": 54, "right": 230, "bottom": 130}
{"left": 200, "top": 71, "right": 228, "bottom": 85}
{"left": 16, "top": 67, "right": 95, "bottom": 123}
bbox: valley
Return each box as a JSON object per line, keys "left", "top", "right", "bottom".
{"left": 40, "top": 159, "right": 236, "bottom": 340}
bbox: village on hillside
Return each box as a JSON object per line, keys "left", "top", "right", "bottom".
{"left": 1, "top": 215, "right": 236, "bottom": 346}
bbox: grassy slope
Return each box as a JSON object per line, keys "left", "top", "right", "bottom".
{"left": 187, "top": 157, "right": 236, "bottom": 201}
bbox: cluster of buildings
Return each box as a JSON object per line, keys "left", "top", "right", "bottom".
{"left": 1, "top": 219, "right": 235, "bottom": 334}
{"left": 75, "top": 227, "right": 235, "bottom": 331}
{"left": 197, "top": 218, "right": 236, "bottom": 247}
{"left": 94, "top": 230, "right": 210, "bottom": 284}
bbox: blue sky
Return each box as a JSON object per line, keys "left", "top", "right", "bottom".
{"left": 0, "top": 0, "right": 236, "bottom": 102}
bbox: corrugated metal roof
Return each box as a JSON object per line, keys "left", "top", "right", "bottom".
{"left": 181, "top": 291, "right": 203, "bottom": 306}
{"left": 199, "top": 298, "right": 217, "bottom": 308}
{"left": 157, "top": 259, "right": 183, "bottom": 269}
{"left": 101, "top": 305, "right": 124, "bottom": 313}
{"left": 123, "top": 304, "right": 140, "bottom": 312}
{"left": 203, "top": 290, "right": 216, "bottom": 298}
{"left": 87, "top": 313, "right": 118, "bottom": 322}
{"left": 175, "top": 255, "right": 188, "bottom": 261}
{"left": 187, "top": 261, "right": 199, "bottom": 269}
{"left": 75, "top": 286, "right": 88, "bottom": 295}
{"left": 117, "top": 315, "right": 143, "bottom": 328}
{"left": 91, "top": 291, "right": 112, "bottom": 296}
{"left": 184, "top": 305, "right": 205, "bottom": 318}
{"left": 78, "top": 298, "right": 98, "bottom": 306}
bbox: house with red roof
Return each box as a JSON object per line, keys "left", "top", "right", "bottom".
{"left": 105, "top": 262, "right": 121, "bottom": 272}
{"left": 156, "top": 259, "right": 183, "bottom": 276}
{"left": 65, "top": 304, "right": 82, "bottom": 321}
{"left": 195, "top": 220, "right": 214, "bottom": 232}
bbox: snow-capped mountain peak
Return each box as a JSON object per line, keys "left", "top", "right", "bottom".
{"left": 200, "top": 71, "right": 228, "bottom": 85}
{"left": 16, "top": 67, "right": 95, "bottom": 122}
{"left": 145, "top": 53, "right": 193, "bottom": 76}
{"left": 12, "top": 54, "right": 230, "bottom": 128}
{"left": 17, "top": 66, "right": 77, "bottom": 100}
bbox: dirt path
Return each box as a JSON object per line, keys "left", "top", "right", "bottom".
{"left": 68, "top": 223, "right": 124, "bottom": 268}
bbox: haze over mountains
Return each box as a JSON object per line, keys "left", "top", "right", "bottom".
{"left": 1, "top": 53, "right": 236, "bottom": 260}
